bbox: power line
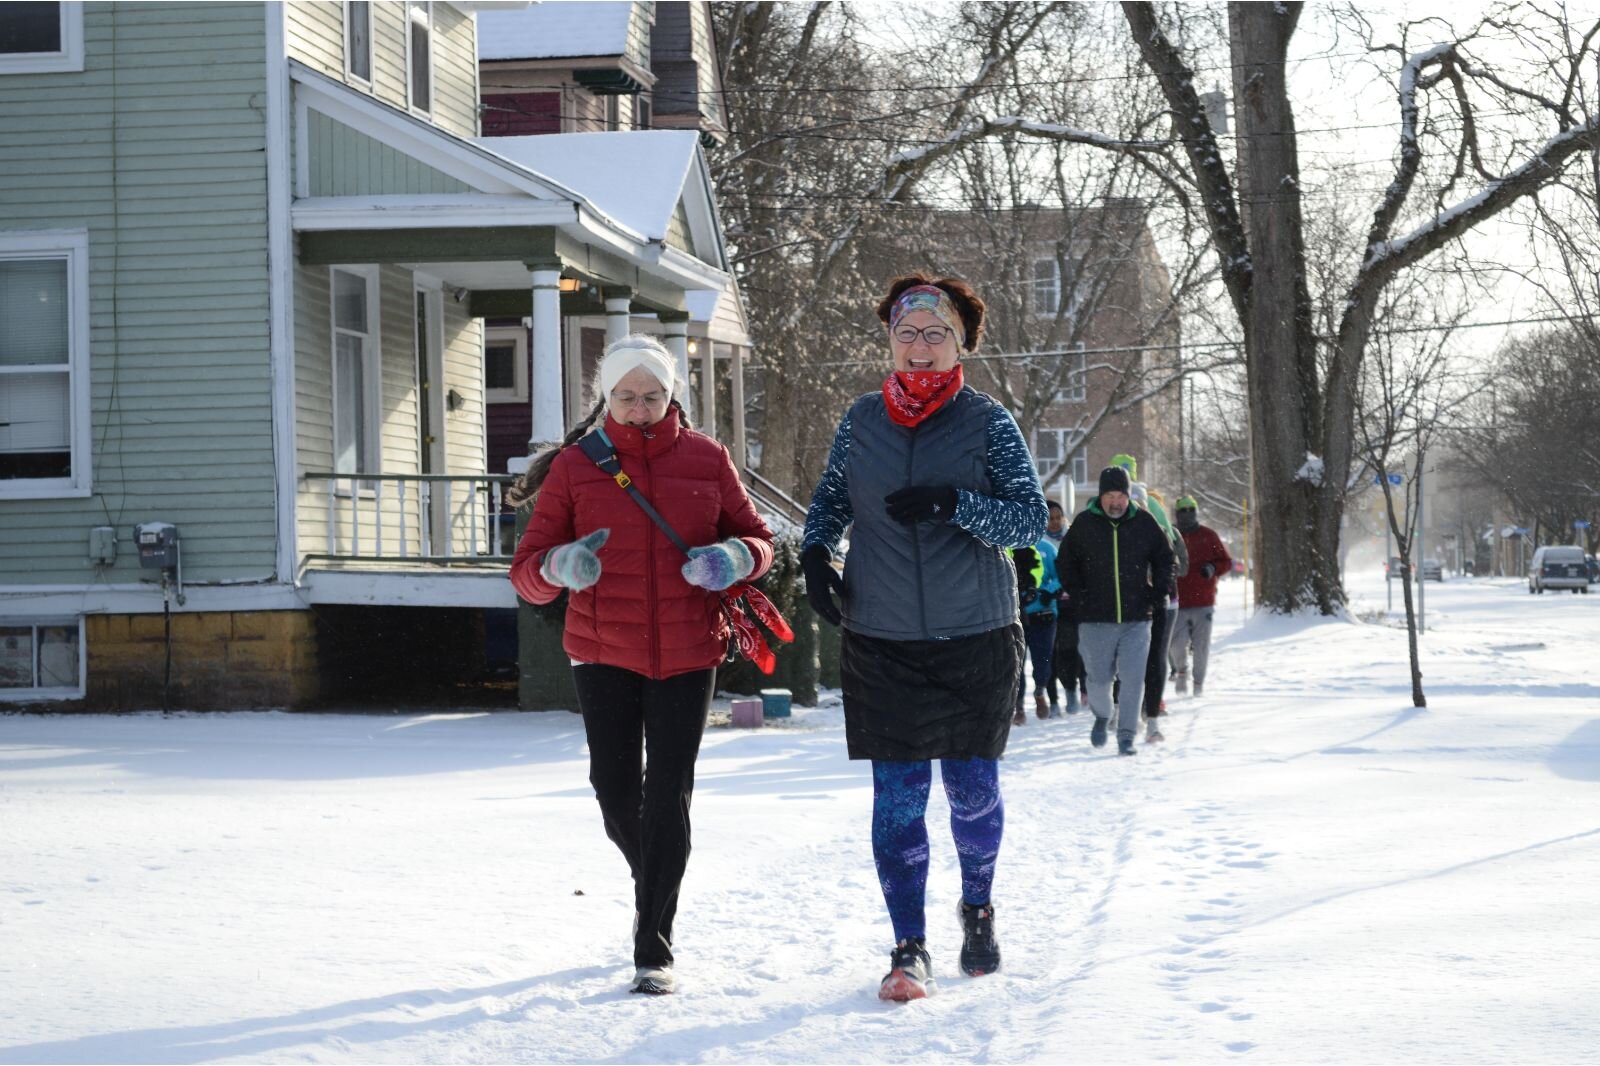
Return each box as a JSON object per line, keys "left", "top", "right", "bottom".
{"left": 806, "top": 311, "right": 1600, "bottom": 368}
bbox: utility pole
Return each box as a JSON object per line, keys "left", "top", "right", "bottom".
{"left": 1417, "top": 446, "right": 1426, "bottom": 634}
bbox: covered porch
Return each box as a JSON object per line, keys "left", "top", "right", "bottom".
{"left": 285, "top": 63, "right": 753, "bottom": 608}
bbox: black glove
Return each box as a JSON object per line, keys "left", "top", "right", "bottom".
{"left": 1201, "top": 563, "right": 1216, "bottom": 579}
{"left": 801, "top": 544, "right": 846, "bottom": 627}
{"left": 884, "top": 485, "right": 958, "bottom": 524}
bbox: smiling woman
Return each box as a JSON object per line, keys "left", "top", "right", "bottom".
{"left": 799, "top": 270, "right": 1048, "bottom": 1001}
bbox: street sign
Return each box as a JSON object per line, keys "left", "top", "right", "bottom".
{"left": 1372, "top": 472, "right": 1403, "bottom": 486}
{"left": 1576, "top": 520, "right": 1592, "bottom": 530}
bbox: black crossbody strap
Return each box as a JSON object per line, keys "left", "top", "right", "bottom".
{"left": 576, "top": 428, "right": 692, "bottom": 556}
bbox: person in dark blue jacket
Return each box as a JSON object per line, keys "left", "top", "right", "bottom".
{"left": 799, "top": 271, "right": 1047, "bottom": 1002}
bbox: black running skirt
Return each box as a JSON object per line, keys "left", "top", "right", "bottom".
{"left": 840, "top": 623, "right": 1025, "bottom": 761}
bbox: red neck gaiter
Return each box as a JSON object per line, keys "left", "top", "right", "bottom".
{"left": 883, "top": 364, "right": 964, "bottom": 427}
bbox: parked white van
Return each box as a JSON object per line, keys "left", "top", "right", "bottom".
{"left": 1529, "top": 545, "right": 1590, "bottom": 594}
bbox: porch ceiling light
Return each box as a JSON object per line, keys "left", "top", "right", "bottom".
{"left": 559, "top": 277, "right": 581, "bottom": 293}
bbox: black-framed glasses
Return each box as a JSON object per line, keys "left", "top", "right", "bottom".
{"left": 892, "top": 324, "right": 957, "bottom": 346}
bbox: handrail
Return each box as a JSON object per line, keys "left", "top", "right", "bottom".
{"left": 741, "top": 466, "right": 808, "bottom": 527}
{"left": 304, "top": 472, "right": 518, "bottom": 564}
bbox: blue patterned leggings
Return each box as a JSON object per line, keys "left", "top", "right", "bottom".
{"left": 871, "top": 758, "right": 1004, "bottom": 942}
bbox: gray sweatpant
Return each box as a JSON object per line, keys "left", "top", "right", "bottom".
{"left": 1079, "top": 621, "right": 1151, "bottom": 738}
{"left": 1167, "top": 606, "right": 1215, "bottom": 684}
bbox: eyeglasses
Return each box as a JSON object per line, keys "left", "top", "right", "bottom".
{"left": 892, "top": 324, "right": 958, "bottom": 347}
{"left": 611, "top": 390, "right": 667, "bottom": 409}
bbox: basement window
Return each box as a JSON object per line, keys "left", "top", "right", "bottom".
{"left": 0, "top": 617, "right": 83, "bottom": 700}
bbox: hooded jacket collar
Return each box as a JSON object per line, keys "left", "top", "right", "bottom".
{"left": 604, "top": 406, "right": 681, "bottom": 459}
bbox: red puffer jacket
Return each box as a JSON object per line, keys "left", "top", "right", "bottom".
{"left": 1176, "top": 524, "right": 1233, "bottom": 609}
{"left": 510, "top": 408, "right": 774, "bottom": 679}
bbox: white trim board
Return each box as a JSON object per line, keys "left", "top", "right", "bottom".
{"left": 267, "top": 3, "right": 300, "bottom": 587}
{"left": 0, "top": 583, "right": 308, "bottom": 615}
{"left": 299, "top": 569, "right": 517, "bottom": 608}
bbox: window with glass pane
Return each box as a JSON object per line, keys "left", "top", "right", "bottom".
{"left": 38, "top": 625, "right": 77, "bottom": 688}
{"left": 0, "top": 626, "right": 32, "bottom": 687}
{"left": 409, "top": 0, "right": 431, "bottom": 112}
{"left": 0, "top": 258, "right": 71, "bottom": 480}
{"left": 1072, "top": 447, "right": 1089, "bottom": 486}
{"left": 0, "top": 2, "right": 61, "bottom": 55}
{"left": 346, "top": 0, "right": 371, "bottom": 82}
{"left": 331, "top": 270, "right": 373, "bottom": 477}
{"left": 485, "top": 341, "right": 516, "bottom": 391}
{"left": 0, "top": 621, "right": 79, "bottom": 692}
{"left": 1032, "top": 258, "right": 1060, "bottom": 315}
{"left": 1058, "top": 347, "right": 1086, "bottom": 403}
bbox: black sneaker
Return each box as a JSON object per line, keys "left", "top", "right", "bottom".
{"left": 1090, "top": 716, "right": 1108, "bottom": 748}
{"left": 958, "top": 901, "right": 1001, "bottom": 976}
{"left": 879, "top": 938, "right": 933, "bottom": 1001}
{"left": 1118, "top": 730, "right": 1137, "bottom": 756}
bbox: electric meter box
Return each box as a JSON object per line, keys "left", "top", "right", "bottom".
{"left": 134, "top": 522, "right": 179, "bottom": 570}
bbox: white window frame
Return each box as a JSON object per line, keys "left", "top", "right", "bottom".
{"left": 0, "top": 2, "right": 84, "bottom": 75}
{"left": 1035, "top": 428, "right": 1087, "bottom": 487}
{"left": 405, "top": 0, "right": 433, "bottom": 118}
{"left": 1056, "top": 343, "right": 1087, "bottom": 403}
{"left": 0, "top": 229, "right": 91, "bottom": 500}
{"left": 329, "top": 265, "right": 382, "bottom": 483}
{"left": 483, "top": 325, "right": 528, "bottom": 404}
{"left": 0, "top": 615, "right": 85, "bottom": 701}
{"left": 343, "top": 0, "right": 372, "bottom": 88}
{"left": 1032, "top": 257, "right": 1061, "bottom": 317}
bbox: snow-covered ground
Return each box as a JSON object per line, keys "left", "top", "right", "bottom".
{"left": 3, "top": 571, "right": 1597, "bottom": 1064}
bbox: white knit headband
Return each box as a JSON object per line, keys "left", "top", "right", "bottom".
{"left": 598, "top": 337, "right": 676, "bottom": 400}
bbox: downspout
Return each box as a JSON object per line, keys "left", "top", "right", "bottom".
{"left": 265, "top": 1, "right": 299, "bottom": 587}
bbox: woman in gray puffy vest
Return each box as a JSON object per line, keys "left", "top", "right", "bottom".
{"left": 800, "top": 272, "right": 1048, "bottom": 1001}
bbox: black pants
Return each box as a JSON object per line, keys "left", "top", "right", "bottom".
{"left": 1143, "top": 605, "right": 1174, "bottom": 716}
{"left": 573, "top": 663, "right": 715, "bottom": 968}
{"left": 1052, "top": 620, "right": 1086, "bottom": 698}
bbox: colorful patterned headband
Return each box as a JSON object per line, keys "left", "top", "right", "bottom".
{"left": 890, "top": 285, "right": 965, "bottom": 345}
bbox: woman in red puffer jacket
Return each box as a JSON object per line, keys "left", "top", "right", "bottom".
{"left": 507, "top": 334, "right": 773, "bottom": 996}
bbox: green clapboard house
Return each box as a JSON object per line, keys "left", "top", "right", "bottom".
{"left": 0, "top": 1, "right": 754, "bottom": 710}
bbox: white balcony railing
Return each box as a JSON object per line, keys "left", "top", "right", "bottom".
{"left": 303, "top": 473, "right": 518, "bottom": 564}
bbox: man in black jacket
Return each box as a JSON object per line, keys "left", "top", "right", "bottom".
{"left": 1057, "top": 466, "right": 1174, "bottom": 755}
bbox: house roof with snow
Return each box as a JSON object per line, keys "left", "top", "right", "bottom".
{"left": 478, "top": 130, "right": 705, "bottom": 247}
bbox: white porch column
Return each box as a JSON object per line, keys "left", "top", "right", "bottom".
{"left": 527, "top": 261, "right": 564, "bottom": 447}
{"left": 603, "top": 286, "right": 633, "bottom": 345}
{"left": 658, "top": 312, "right": 693, "bottom": 424}
{"left": 700, "top": 337, "right": 716, "bottom": 441}
{"left": 729, "top": 343, "right": 747, "bottom": 471}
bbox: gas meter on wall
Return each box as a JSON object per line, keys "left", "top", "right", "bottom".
{"left": 135, "top": 522, "right": 179, "bottom": 570}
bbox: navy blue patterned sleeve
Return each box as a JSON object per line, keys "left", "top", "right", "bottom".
{"left": 950, "top": 405, "right": 1048, "bottom": 548}
{"left": 802, "top": 411, "right": 854, "bottom": 553}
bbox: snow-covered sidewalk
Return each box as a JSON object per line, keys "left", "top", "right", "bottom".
{"left": 2, "top": 573, "right": 1597, "bottom": 1064}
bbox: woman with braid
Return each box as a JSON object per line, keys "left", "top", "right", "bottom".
{"left": 508, "top": 334, "right": 774, "bottom": 997}
{"left": 800, "top": 273, "right": 1048, "bottom": 1001}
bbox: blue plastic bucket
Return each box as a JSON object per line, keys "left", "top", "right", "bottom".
{"left": 760, "top": 688, "right": 792, "bottom": 718}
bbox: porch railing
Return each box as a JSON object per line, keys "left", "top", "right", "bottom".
{"left": 303, "top": 473, "right": 519, "bottom": 564}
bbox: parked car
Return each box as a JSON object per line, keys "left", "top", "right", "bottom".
{"left": 1419, "top": 557, "right": 1443, "bottom": 582}
{"left": 1529, "top": 545, "right": 1590, "bottom": 594}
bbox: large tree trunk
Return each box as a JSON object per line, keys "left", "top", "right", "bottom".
{"left": 1228, "top": 3, "right": 1342, "bottom": 612}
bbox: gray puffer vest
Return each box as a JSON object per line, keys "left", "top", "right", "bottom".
{"left": 842, "top": 387, "right": 1019, "bottom": 640}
